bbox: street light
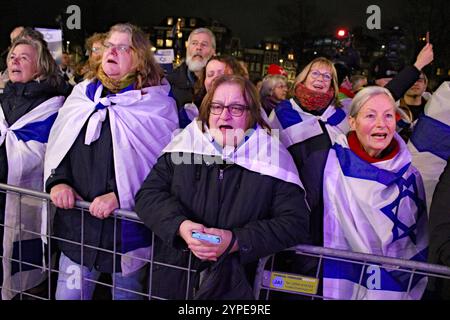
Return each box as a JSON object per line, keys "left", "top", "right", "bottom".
{"left": 336, "top": 28, "right": 348, "bottom": 39}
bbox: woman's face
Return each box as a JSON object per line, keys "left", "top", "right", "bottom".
{"left": 91, "top": 41, "right": 104, "bottom": 62}
{"left": 208, "top": 82, "right": 249, "bottom": 147}
{"left": 102, "top": 31, "right": 135, "bottom": 80}
{"left": 272, "top": 81, "right": 288, "bottom": 101}
{"left": 204, "top": 60, "right": 228, "bottom": 92}
{"left": 304, "top": 63, "right": 332, "bottom": 93}
{"left": 349, "top": 94, "right": 396, "bottom": 158}
{"left": 8, "top": 44, "right": 38, "bottom": 83}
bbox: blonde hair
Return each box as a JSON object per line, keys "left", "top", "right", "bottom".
{"left": 8, "top": 37, "right": 60, "bottom": 86}
{"left": 293, "top": 57, "right": 340, "bottom": 107}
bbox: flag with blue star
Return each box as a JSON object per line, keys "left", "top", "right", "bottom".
{"left": 408, "top": 81, "right": 450, "bottom": 211}
{"left": 323, "top": 132, "right": 428, "bottom": 300}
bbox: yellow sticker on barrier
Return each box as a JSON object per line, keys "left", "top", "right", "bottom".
{"left": 269, "top": 272, "right": 319, "bottom": 295}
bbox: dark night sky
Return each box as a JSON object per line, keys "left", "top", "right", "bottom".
{"left": 1, "top": 0, "right": 412, "bottom": 48}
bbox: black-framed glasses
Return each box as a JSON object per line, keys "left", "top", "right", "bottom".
{"left": 310, "top": 70, "right": 332, "bottom": 82}
{"left": 210, "top": 102, "right": 249, "bottom": 117}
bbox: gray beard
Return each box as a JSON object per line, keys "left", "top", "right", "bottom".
{"left": 186, "top": 55, "right": 207, "bottom": 72}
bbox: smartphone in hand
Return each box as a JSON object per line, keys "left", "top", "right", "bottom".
{"left": 191, "top": 231, "right": 222, "bottom": 244}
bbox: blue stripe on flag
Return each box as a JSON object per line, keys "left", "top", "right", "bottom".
{"left": 178, "top": 107, "right": 192, "bottom": 129}
{"left": 326, "top": 107, "right": 346, "bottom": 126}
{"left": 121, "top": 220, "right": 152, "bottom": 254}
{"left": 410, "top": 115, "right": 450, "bottom": 160}
{"left": 274, "top": 100, "right": 303, "bottom": 129}
{"left": 13, "top": 113, "right": 58, "bottom": 143}
{"left": 333, "top": 143, "right": 410, "bottom": 186}
{"left": 323, "top": 248, "right": 427, "bottom": 292}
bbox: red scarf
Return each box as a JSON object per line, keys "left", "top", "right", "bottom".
{"left": 348, "top": 131, "right": 399, "bottom": 163}
{"left": 339, "top": 86, "right": 355, "bottom": 99}
{"left": 294, "top": 83, "right": 335, "bottom": 112}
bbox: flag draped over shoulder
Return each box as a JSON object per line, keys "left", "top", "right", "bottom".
{"left": 408, "top": 81, "right": 450, "bottom": 211}
{"left": 0, "top": 96, "right": 64, "bottom": 300}
{"left": 163, "top": 119, "right": 303, "bottom": 188}
{"left": 323, "top": 133, "right": 428, "bottom": 300}
{"left": 268, "top": 98, "right": 352, "bottom": 147}
{"left": 42, "top": 79, "right": 178, "bottom": 275}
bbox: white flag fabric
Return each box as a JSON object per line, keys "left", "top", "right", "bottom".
{"left": 323, "top": 133, "right": 428, "bottom": 300}
{"left": 268, "top": 98, "right": 352, "bottom": 147}
{"left": 408, "top": 81, "right": 450, "bottom": 211}
{"left": 163, "top": 119, "right": 303, "bottom": 188}
{"left": 42, "top": 79, "right": 178, "bottom": 275}
{"left": 0, "top": 96, "right": 64, "bottom": 299}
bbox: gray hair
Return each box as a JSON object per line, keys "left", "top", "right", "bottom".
{"left": 187, "top": 28, "right": 216, "bottom": 49}
{"left": 349, "top": 86, "right": 396, "bottom": 117}
{"left": 260, "top": 74, "right": 288, "bottom": 98}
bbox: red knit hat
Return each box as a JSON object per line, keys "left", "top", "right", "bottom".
{"left": 267, "top": 64, "right": 288, "bottom": 76}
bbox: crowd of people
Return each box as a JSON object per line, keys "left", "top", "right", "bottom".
{"left": 0, "top": 23, "right": 449, "bottom": 301}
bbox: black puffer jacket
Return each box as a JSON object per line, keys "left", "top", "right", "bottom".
{"left": 135, "top": 153, "right": 311, "bottom": 300}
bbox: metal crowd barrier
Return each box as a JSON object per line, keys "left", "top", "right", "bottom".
{"left": 0, "top": 182, "right": 197, "bottom": 300}
{"left": 1, "top": 183, "right": 450, "bottom": 300}
{"left": 253, "top": 245, "right": 450, "bottom": 300}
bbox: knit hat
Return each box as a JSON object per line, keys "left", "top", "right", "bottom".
{"left": 371, "top": 57, "right": 398, "bottom": 80}
{"left": 267, "top": 64, "right": 287, "bottom": 76}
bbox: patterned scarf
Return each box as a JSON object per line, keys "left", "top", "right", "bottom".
{"left": 96, "top": 65, "right": 137, "bottom": 93}
{"left": 294, "top": 82, "right": 335, "bottom": 112}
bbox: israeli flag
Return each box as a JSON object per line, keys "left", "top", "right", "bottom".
{"left": 42, "top": 79, "right": 179, "bottom": 276}
{"left": 323, "top": 133, "right": 428, "bottom": 300}
{"left": 0, "top": 96, "right": 64, "bottom": 300}
{"left": 268, "top": 98, "right": 351, "bottom": 148}
{"left": 408, "top": 81, "right": 450, "bottom": 212}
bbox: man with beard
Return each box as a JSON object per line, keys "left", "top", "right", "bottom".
{"left": 167, "top": 28, "right": 215, "bottom": 110}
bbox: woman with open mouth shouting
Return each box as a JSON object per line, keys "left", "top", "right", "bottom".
{"left": 135, "top": 75, "right": 311, "bottom": 300}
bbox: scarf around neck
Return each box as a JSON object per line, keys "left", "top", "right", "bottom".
{"left": 97, "top": 66, "right": 137, "bottom": 93}
{"left": 295, "top": 82, "right": 334, "bottom": 112}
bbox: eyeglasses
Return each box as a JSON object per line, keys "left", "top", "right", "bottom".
{"left": 91, "top": 47, "right": 103, "bottom": 53}
{"left": 210, "top": 103, "right": 248, "bottom": 117}
{"left": 309, "top": 70, "right": 332, "bottom": 82}
{"left": 103, "top": 42, "right": 133, "bottom": 53}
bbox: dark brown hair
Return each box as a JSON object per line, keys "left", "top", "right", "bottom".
{"left": 198, "top": 74, "right": 270, "bottom": 132}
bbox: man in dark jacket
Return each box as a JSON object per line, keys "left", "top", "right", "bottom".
{"left": 167, "top": 28, "right": 215, "bottom": 110}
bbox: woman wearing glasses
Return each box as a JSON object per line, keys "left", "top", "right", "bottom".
{"left": 44, "top": 23, "right": 178, "bottom": 300}
{"left": 135, "top": 75, "right": 310, "bottom": 299}
{"left": 270, "top": 57, "right": 348, "bottom": 248}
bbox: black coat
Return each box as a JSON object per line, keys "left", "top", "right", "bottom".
{"left": 0, "top": 78, "right": 70, "bottom": 283}
{"left": 135, "top": 153, "right": 311, "bottom": 299}
{"left": 166, "top": 62, "right": 196, "bottom": 110}
{"left": 288, "top": 120, "right": 331, "bottom": 247}
{"left": 45, "top": 113, "right": 121, "bottom": 273}
{"left": 428, "top": 158, "right": 450, "bottom": 299}
{"left": 381, "top": 65, "right": 421, "bottom": 101}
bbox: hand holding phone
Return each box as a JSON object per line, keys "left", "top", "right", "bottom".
{"left": 426, "top": 31, "right": 430, "bottom": 44}
{"left": 191, "top": 231, "right": 222, "bottom": 244}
